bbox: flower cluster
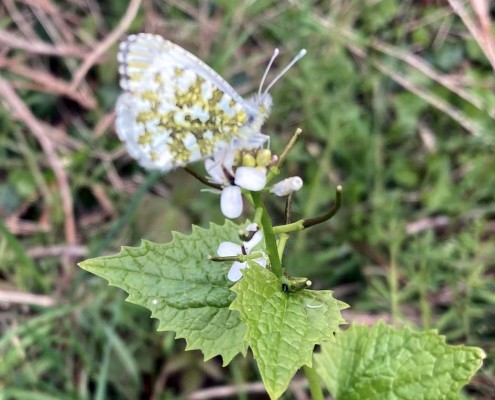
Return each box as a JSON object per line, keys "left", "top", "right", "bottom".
{"left": 216, "top": 223, "right": 267, "bottom": 281}
{"left": 204, "top": 147, "right": 303, "bottom": 219}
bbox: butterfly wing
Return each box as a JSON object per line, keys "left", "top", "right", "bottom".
{"left": 116, "top": 33, "right": 260, "bottom": 172}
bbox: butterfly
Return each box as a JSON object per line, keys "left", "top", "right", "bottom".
{"left": 115, "top": 33, "right": 305, "bottom": 172}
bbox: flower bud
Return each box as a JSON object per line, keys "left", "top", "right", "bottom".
{"left": 242, "top": 153, "right": 256, "bottom": 167}
{"left": 270, "top": 176, "right": 303, "bottom": 196}
{"left": 256, "top": 149, "right": 272, "bottom": 167}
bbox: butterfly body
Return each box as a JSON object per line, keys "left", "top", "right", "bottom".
{"left": 116, "top": 33, "right": 271, "bottom": 172}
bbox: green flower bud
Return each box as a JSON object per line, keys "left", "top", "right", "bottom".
{"left": 242, "top": 153, "right": 256, "bottom": 167}
{"left": 256, "top": 149, "right": 272, "bottom": 167}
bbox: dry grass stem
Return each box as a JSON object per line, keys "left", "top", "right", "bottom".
{"left": 0, "top": 77, "right": 77, "bottom": 248}
{"left": 372, "top": 39, "right": 495, "bottom": 118}
{"left": 0, "top": 290, "right": 56, "bottom": 307}
{"left": 372, "top": 60, "right": 480, "bottom": 135}
{"left": 0, "top": 56, "right": 96, "bottom": 109}
{"left": 94, "top": 111, "right": 116, "bottom": 137}
{"left": 27, "top": 244, "right": 88, "bottom": 259}
{"left": 187, "top": 379, "right": 308, "bottom": 400}
{"left": 70, "top": 0, "right": 142, "bottom": 89}
{"left": 0, "top": 29, "right": 87, "bottom": 57}
{"left": 448, "top": 0, "right": 495, "bottom": 71}
{"left": 406, "top": 216, "right": 451, "bottom": 235}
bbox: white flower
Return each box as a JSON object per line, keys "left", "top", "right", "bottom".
{"left": 205, "top": 149, "right": 267, "bottom": 219}
{"left": 270, "top": 176, "right": 303, "bottom": 196}
{"left": 217, "top": 224, "right": 267, "bottom": 281}
{"left": 234, "top": 166, "right": 267, "bottom": 191}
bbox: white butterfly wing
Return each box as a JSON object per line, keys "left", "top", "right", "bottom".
{"left": 119, "top": 34, "right": 251, "bottom": 108}
{"left": 115, "top": 33, "right": 263, "bottom": 172}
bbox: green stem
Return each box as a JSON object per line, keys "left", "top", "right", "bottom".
{"left": 303, "top": 365, "right": 324, "bottom": 400}
{"left": 301, "top": 185, "right": 343, "bottom": 228}
{"left": 419, "top": 258, "right": 430, "bottom": 330}
{"left": 273, "top": 220, "right": 305, "bottom": 234}
{"left": 242, "top": 191, "right": 254, "bottom": 209}
{"left": 209, "top": 252, "right": 265, "bottom": 262}
{"left": 254, "top": 205, "right": 263, "bottom": 226}
{"left": 390, "top": 240, "right": 399, "bottom": 326}
{"left": 277, "top": 233, "right": 289, "bottom": 260}
{"left": 266, "top": 127, "right": 302, "bottom": 184}
{"left": 272, "top": 186, "right": 343, "bottom": 234}
{"left": 251, "top": 191, "right": 283, "bottom": 278}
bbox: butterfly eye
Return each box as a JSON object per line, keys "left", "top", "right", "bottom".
{"left": 281, "top": 283, "right": 289, "bottom": 293}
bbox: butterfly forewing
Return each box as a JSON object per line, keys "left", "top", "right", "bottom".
{"left": 116, "top": 33, "right": 257, "bottom": 172}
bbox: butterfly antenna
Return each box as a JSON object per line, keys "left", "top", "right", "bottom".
{"left": 258, "top": 48, "right": 280, "bottom": 98}
{"left": 263, "top": 49, "right": 307, "bottom": 98}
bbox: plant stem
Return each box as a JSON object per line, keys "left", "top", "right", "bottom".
{"left": 209, "top": 252, "right": 265, "bottom": 262}
{"left": 254, "top": 205, "right": 263, "bottom": 226}
{"left": 277, "top": 128, "right": 302, "bottom": 169}
{"left": 184, "top": 166, "right": 222, "bottom": 189}
{"left": 419, "top": 257, "right": 430, "bottom": 330}
{"left": 285, "top": 192, "right": 294, "bottom": 224}
{"left": 301, "top": 185, "right": 343, "bottom": 228}
{"left": 251, "top": 191, "right": 283, "bottom": 278}
{"left": 266, "top": 127, "right": 302, "bottom": 184}
{"left": 390, "top": 240, "right": 399, "bottom": 326}
{"left": 302, "top": 365, "right": 324, "bottom": 400}
{"left": 277, "top": 233, "right": 289, "bottom": 260}
{"left": 272, "top": 186, "right": 343, "bottom": 234}
{"left": 273, "top": 220, "right": 305, "bottom": 234}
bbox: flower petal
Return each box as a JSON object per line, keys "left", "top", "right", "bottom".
{"left": 244, "top": 230, "right": 263, "bottom": 253}
{"left": 219, "top": 148, "right": 236, "bottom": 176}
{"left": 217, "top": 241, "right": 241, "bottom": 257}
{"left": 253, "top": 255, "right": 267, "bottom": 268}
{"left": 228, "top": 261, "right": 247, "bottom": 282}
{"left": 245, "top": 223, "right": 259, "bottom": 232}
{"left": 205, "top": 158, "right": 226, "bottom": 184}
{"left": 221, "top": 186, "right": 243, "bottom": 218}
{"left": 234, "top": 167, "right": 267, "bottom": 191}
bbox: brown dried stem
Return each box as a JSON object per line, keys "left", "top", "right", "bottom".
{"left": 0, "top": 77, "right": 77, "bottom": 250}
{"left": 0, "top": 30, "right": 87, "bottom": 57}
{"left": 70, "top": 0, "right": 142, "bottom": 89}
{"left": 0, "top": 56, "right": 96, "bottom": 109}
{"left": 0, "top": 290, "right": 55, "bottom": 307}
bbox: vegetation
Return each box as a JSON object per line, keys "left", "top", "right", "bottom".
{"left": 1, "top": 0, "right": 494, "bottom": 398}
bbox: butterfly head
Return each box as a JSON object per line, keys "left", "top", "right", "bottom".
{"left": 248, "top": 93, "right": 273, "bottom": 127}
{"left": 234, "top": 93, "right": 272, "bottom": 148}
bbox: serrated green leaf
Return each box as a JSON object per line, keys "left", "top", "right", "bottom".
{"left": 315, "top": 322, "right": 486, "bottom": 400}
{"left": 230, "top": 263, "right": 348, "bottom": 400}
{"left": 79, "top": 221, "right": 248, "bottom": 365}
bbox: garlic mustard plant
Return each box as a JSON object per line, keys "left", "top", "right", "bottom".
{"left": 80, "top": 37, "right": 485, "bottom": 399}
{"left": 80, "top": 130, "right": 485, "bottom": 398}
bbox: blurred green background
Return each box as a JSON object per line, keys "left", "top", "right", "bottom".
{"left": 0, "top": 0, "right": 494, "bottom": 398}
